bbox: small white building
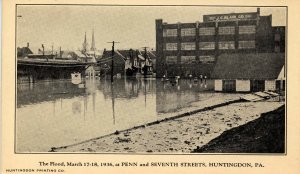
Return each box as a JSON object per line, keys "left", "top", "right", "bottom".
{"left": 211, "top": 53, "right": 285, "bottom": 92}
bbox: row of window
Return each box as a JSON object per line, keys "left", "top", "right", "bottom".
{"left": 165, "top": 56, "right": 215, "bottom": 64}
{"left": 163, "top": 26, "right": 256, "bottom": 37}
{"left": 165, "top": 41, "right": 255, "bottom": 50}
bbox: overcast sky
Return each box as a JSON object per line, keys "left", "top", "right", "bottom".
{"left": 17, "top": 5, "right": 286, "bottom": 53}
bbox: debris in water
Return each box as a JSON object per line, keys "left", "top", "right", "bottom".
{"left": 114, "top": 130, "right": 120, "bottom": 135}
{"left": 114, "top": 137, "right": 132, "bottom": 143}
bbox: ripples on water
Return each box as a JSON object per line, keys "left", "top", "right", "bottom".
{"left": 16, "top": 78, "right": 215, "bottom": 152}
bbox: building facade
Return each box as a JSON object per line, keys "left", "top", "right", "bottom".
{"left": 155, "top": 8, "right": 285, "bottom": 78}
{"left": 211, "top": 52, "right": 285, "bottom": 92}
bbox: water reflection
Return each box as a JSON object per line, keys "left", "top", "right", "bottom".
{"left": 17, "top": 81, "right": 86, "bottom": 107}
{"left": 16, "top": 78, "right": 214, "bottom": 152}
{"left": 156, "top": 79, "right": 214, "bottom": 113}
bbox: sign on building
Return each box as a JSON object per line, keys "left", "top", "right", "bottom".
{"left": 203, "top": 13, "right": 258, "bottom": 22}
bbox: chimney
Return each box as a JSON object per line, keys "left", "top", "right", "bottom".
{"left": 156, "top": 19, "right": 163, "bottom": 29}
{"left": 27, "top": 42, "right": 29, "bottom": 48}
{"left": 59, "top": 47, "right": 62, "bottom": 58}
{"left": 256, "top": 7, "right": 261, "bottom": 26}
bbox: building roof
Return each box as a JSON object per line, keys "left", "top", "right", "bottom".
{"left": 38, "top": 49, "right": 54, "bottom": 55}
{"left": 73, "top": 51, "right": 86, "bottom": 58}
{"left": 148, "top": 51, "right": 156, "bottom": 60}
{"left": 59, "top": 51, "right": 74, "bottom": 59}
{"left": 101, "top": 50, "right": 127, "bottom": 63}
{"left": 211, "top": 53, "right": 285, "bottom": 80}
{"left": 86, "top": 50, "right": 103, "bottom": 56}
{"left": 100, "top": 49, "right": 154, "bottom": 64}
{"left": 17, "top": 47, "right": 33, "bottom": 57}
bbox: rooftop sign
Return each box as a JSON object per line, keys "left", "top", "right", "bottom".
{"left": 203, "top": 13, "right": 258, "bottom": 22}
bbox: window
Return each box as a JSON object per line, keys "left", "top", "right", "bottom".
{"left": 181, "top": 28, "right": 196, "bottom": 36}
{"left": 199, "top": 27, "right": 215, "bottom": 35}
{"left": 239, "top": 25, "right": 256, "bottom": 34}
{"left": 181, "top": 56, "right": 196, "bottom": 64}
{"left": 199, "top": 56, "right": 215, "bottom": 63}
{"left": 219, "top": 41, "right": 235, "bottom": 49}
{"left": 181, "top": 42, "right": 196, "bottom": 50}
{"left": 222, "top": 80, "right": 236, "bottom": 92}
{"left": 239, "top": 41, "right": 255, "bottom": 49}
{"left": 218, "top": 26, "right": 235, "bottom": 35}
{"left": 163, "top": 29, "right": 177, "bottom": 37}
{"left": 275, "top": 34, "right": 281, "bottom": 41}
{"left": 250, "top": 80, "right": 265, "bottom": 92}
{"left": 166, "top": 56, "right": 177, "bottom": 64}
{"left": 199, "top": 42, "right": 215, "bottom": 50}
{"left": 275, "top": 45, "right": 280, "bottom": 52}
{"left": 166, "top": 43, "right": 178, "bottom": 51}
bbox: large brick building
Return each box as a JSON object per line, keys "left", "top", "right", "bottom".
{"left": 155, "top": 8, "right": 285, "bottom": 78}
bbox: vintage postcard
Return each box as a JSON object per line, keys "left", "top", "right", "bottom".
{"left": 1, "top": 0, "right": 300, "bottom": 174}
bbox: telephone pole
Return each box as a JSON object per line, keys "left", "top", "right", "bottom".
{"left": 142, "top": 46, "right": 149, "bottom": 77}
{"left": 107, "top": 41, "right": 120, "bottom": 83}
{"left": 142, "top": 46, "right": 149, "bottom": 61}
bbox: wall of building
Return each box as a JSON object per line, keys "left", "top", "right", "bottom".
{"left": 273, "top": 26, "right": 285, "bottom": 53}
{"left": 156, "top": 8, "right": 285, "bottom": 78}
{"left": 277, "top": 66, "right": 285, "bottom": 80}
{"left": 236, "top": 80, "right": 250, "bottom": 92}
{"left": 214, "top": 79, "right": 222, "bottom": 91}
{"left": 214, "top": 79, "right": 272, "bottom": 92}
{"left": 265, "top": 80, "right": 276, "bottom": 91}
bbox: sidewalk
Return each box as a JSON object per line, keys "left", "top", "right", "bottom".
{"left": 54, "top": 100, "right": 284, "bottom": 153}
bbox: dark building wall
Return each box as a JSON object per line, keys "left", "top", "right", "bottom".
{"left": 273, "top": 26, "right": 285, "bottom": 53}
{"left": 155, "top": 8, "right": 285, "bottom": 78}
{"left": 100, "top": 50, "right": 127, "bottom": 76}
{"left": 256, "top": 15, "right": 274, "bottom": 53}
{"left": 156, "top": 19, "right": 164, "bottom": 77}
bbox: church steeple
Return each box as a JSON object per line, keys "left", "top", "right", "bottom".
{"left": 82, "top": 32, "right": 88, "bottom": 54}
{"left": 90, "top": 29, "right": 96, "bottom": 51}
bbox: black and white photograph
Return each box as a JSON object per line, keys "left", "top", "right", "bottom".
{"left": 15, "top": 5, "right": 286, "bottom": 154}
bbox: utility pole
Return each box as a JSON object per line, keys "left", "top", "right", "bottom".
{"left": 42, "top": 44, "right": 47, "bottom": 61}
{"left": 42, "top": 44, "right": 45, "bottom": 56}
{"left": 107, "top": 41, "right": 119, "bottom": 83}
{"left": 142, "top": 46, "right": 149, "bottom": 60}
{"left": 51, "top": 43, "right": 54, "bottom": 55}
{"left": 59, "top": 46, "right": 62, "bottom": 58}
{"left": 142, "top": 46, "right": 149, "bottom": 77}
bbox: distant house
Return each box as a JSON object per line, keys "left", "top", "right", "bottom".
{"left": 38, "top": 49, "right": 54, "bottom": 55}
{"left": 58, "top": 51, "right": 76, "bottom": 60}
{"left": 73, "top": 51, "right": 96, "bottom": 63}
{"left": 211, "top": 53, "right": 285, "bottom": 92}
{"left": 99, "top": 49, "right": 127, "bottom": 77}
{"left": 99, "top": 49, "right": 153, "bottom": 77}
{"left": 148, "top": 50, "right": 156, "bottom": 72}
{"left": 17, "top": 47, "right": 33, "bottom": 58}
{"left": 86, "top": 50, "right": 103, "bottom": 59}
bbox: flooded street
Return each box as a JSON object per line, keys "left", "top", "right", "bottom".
{"left": 17, "top": 78, "right": 239, "bottom": 152}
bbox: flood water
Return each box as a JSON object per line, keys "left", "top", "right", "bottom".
{"left": 17, "top": 78, "right": 215, "bottom": 152}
